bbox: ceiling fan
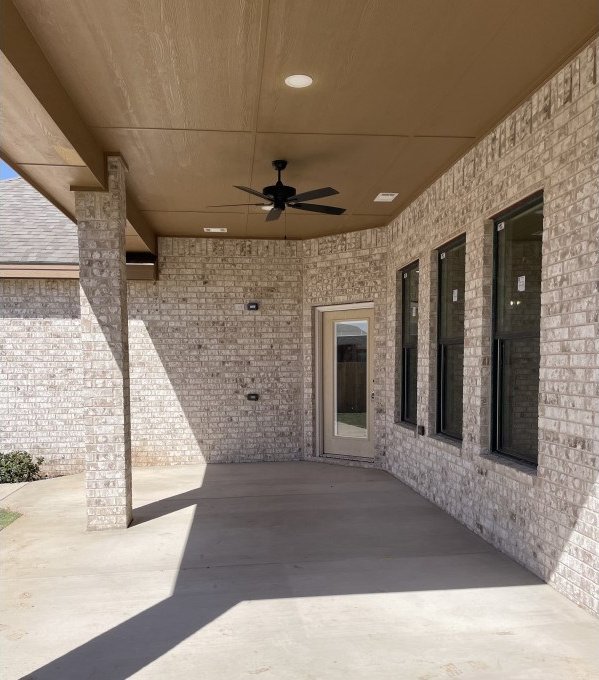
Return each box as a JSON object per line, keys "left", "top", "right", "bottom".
{"left": 209, "top": 159, "right": 346, "bottom": 221}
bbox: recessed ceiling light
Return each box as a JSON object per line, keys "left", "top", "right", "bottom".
{"left": 261, "top": 205, "right": 273, "bottom": 211}
{"left": 284, "top": 74, "right": 313, "bottom": 88}
{"left": 204, "top": 227, "right": 227, "bottom": 233}
{"left": 374, "top": 192, "right": 399, "bottom": 202}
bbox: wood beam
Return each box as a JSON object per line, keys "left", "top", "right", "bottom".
{"left": 0, "top": 0, "right": 156, "bottom": 253}
{"left": 0, "top": 0, "right": 105, "bottom": 186}
{"left": 126, "top": 192, "right": 157, "bottom": 254}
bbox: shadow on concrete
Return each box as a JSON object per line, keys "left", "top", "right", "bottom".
{"left": 22, "top": 463, "right": 542, "bottom": 680}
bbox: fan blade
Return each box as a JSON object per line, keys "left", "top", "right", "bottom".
{"left": 266, "top": 208, "right": 282, "bottom": 222}
{"left": 288, "top": 187, "right": 339, "bottom": 203}
{"left": 207, "top": 203, "right": 270, "bottom": 207}
{"left": 234, "top": 185, "right": 272, "bottom": 201}
{"left": 290, "top": 202, "right": 345, "bottom": 215}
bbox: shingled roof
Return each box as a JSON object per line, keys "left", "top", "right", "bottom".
{"left": 0, "top": 178, "right": 78, "bottom": 264}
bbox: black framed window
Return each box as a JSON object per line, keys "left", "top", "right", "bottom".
{"left": 437, "top": 236, "right": 465, "bottom": 440}
{"left": 400, "top": 261, "right": 419, "bottom": 425}
{"left": 492, "top": 195, "right": 543, "bottom": 465}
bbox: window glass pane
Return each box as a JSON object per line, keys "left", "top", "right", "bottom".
{"left": 394, "top": 271, "right": 402, "bottom": 423}
{"left": 439, "top": 240, "right": 465, "bottom": 342}
{"left": 440, "top": 343, "right": 464, "bottom": 439}
{"left": 402, "top": 267, "right": 419, "bottom": 346}
{"left": 496, "top": 203, "right": 543, "bottom": 335}
{"left": 402, "top": 347, "right": 418, "bottom": 424}
{"left": 494, "top": 197, "right": 543, "bottom": 465}
{"left": 399, "top": 264, "right": 419, "bottom": 425}
{"left": 437, "top": 238, "right": 465, "bottom": 439}
{"left": 335, "top": 320, "right": 367, "bottom": 438}
{"left": 497, "top": 338, "right": 540, "bottom": 463}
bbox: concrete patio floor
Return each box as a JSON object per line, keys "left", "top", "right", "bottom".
{"left": 1, "top": 462, "right": 598, "bottom": 680}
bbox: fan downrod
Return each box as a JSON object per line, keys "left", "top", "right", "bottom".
{"left": 265, "top": 159, "right": 295, "bottom": 209}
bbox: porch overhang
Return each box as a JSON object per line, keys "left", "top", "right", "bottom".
{"left": 1, "top": 0, "right": 597, "bottom": 243}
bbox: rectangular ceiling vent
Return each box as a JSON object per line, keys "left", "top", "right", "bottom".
{"left": 204, "top": 227, "right": 227, "bottom": 233}
{"left": 374, "top": 192, "right": 399, "bottom": 202}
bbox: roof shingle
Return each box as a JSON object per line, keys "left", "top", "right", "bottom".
{"left": 0, "top": 178, "right": 78, "bottom": 264}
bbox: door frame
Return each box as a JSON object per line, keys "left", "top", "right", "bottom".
{"left": 314, "top": 302, "right": 375, "bottom": 460}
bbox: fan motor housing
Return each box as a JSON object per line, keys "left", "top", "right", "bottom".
{"left": 263, "top": 183, "right": 296, "bottom": 210}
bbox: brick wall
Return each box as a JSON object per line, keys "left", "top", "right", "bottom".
{"left": 128, "top": 237, "right": 304, "bottom": 464}
{"left": 384, "top": 39, "right": 599, "bottom": 614}
{"left": 1, "top": 239, "right": 304, "bottom": 468}
{"left": 0, "top": 279, "right": 84, "bottom": 475}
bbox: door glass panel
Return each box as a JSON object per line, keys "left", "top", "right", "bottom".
{"left": 335, "top": 320, "right": 368, "bottom": 438}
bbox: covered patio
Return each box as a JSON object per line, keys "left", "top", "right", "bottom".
{"left": 1, "top": 2, "right": 599, "bottom": 675}
{"left": 2, "top": 461, "right": 598, "bottom": 679}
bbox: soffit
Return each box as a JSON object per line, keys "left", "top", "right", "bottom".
{"left": 4, "top": 0, "right": 598, "bottom": 242}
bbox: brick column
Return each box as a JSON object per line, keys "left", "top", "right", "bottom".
{"left": 75, "top": 155, "right": 132, "bottom": 530}
{"left": 462, "top": 220, "right": 494, "bottom": 455}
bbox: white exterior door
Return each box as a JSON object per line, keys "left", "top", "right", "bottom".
{"left": 322, "top": 308, "right": 374, "bottom": 458}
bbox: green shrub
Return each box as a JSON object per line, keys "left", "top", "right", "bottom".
{"left": 0, "top": 451, "right": 45, "bottom": 483}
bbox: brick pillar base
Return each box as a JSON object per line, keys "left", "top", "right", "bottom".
{"left": 76, "top": 156, "right": 132, "bottom": 530}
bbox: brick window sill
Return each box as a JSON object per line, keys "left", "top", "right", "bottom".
{"left": 479, "top": 450, "right": 537, "bottom": 485}
{"left": 428, "top": 433, "right": 463, "bottom": 454}
{"left": 394, "top": 421, "right": 417, "bottom": 435}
